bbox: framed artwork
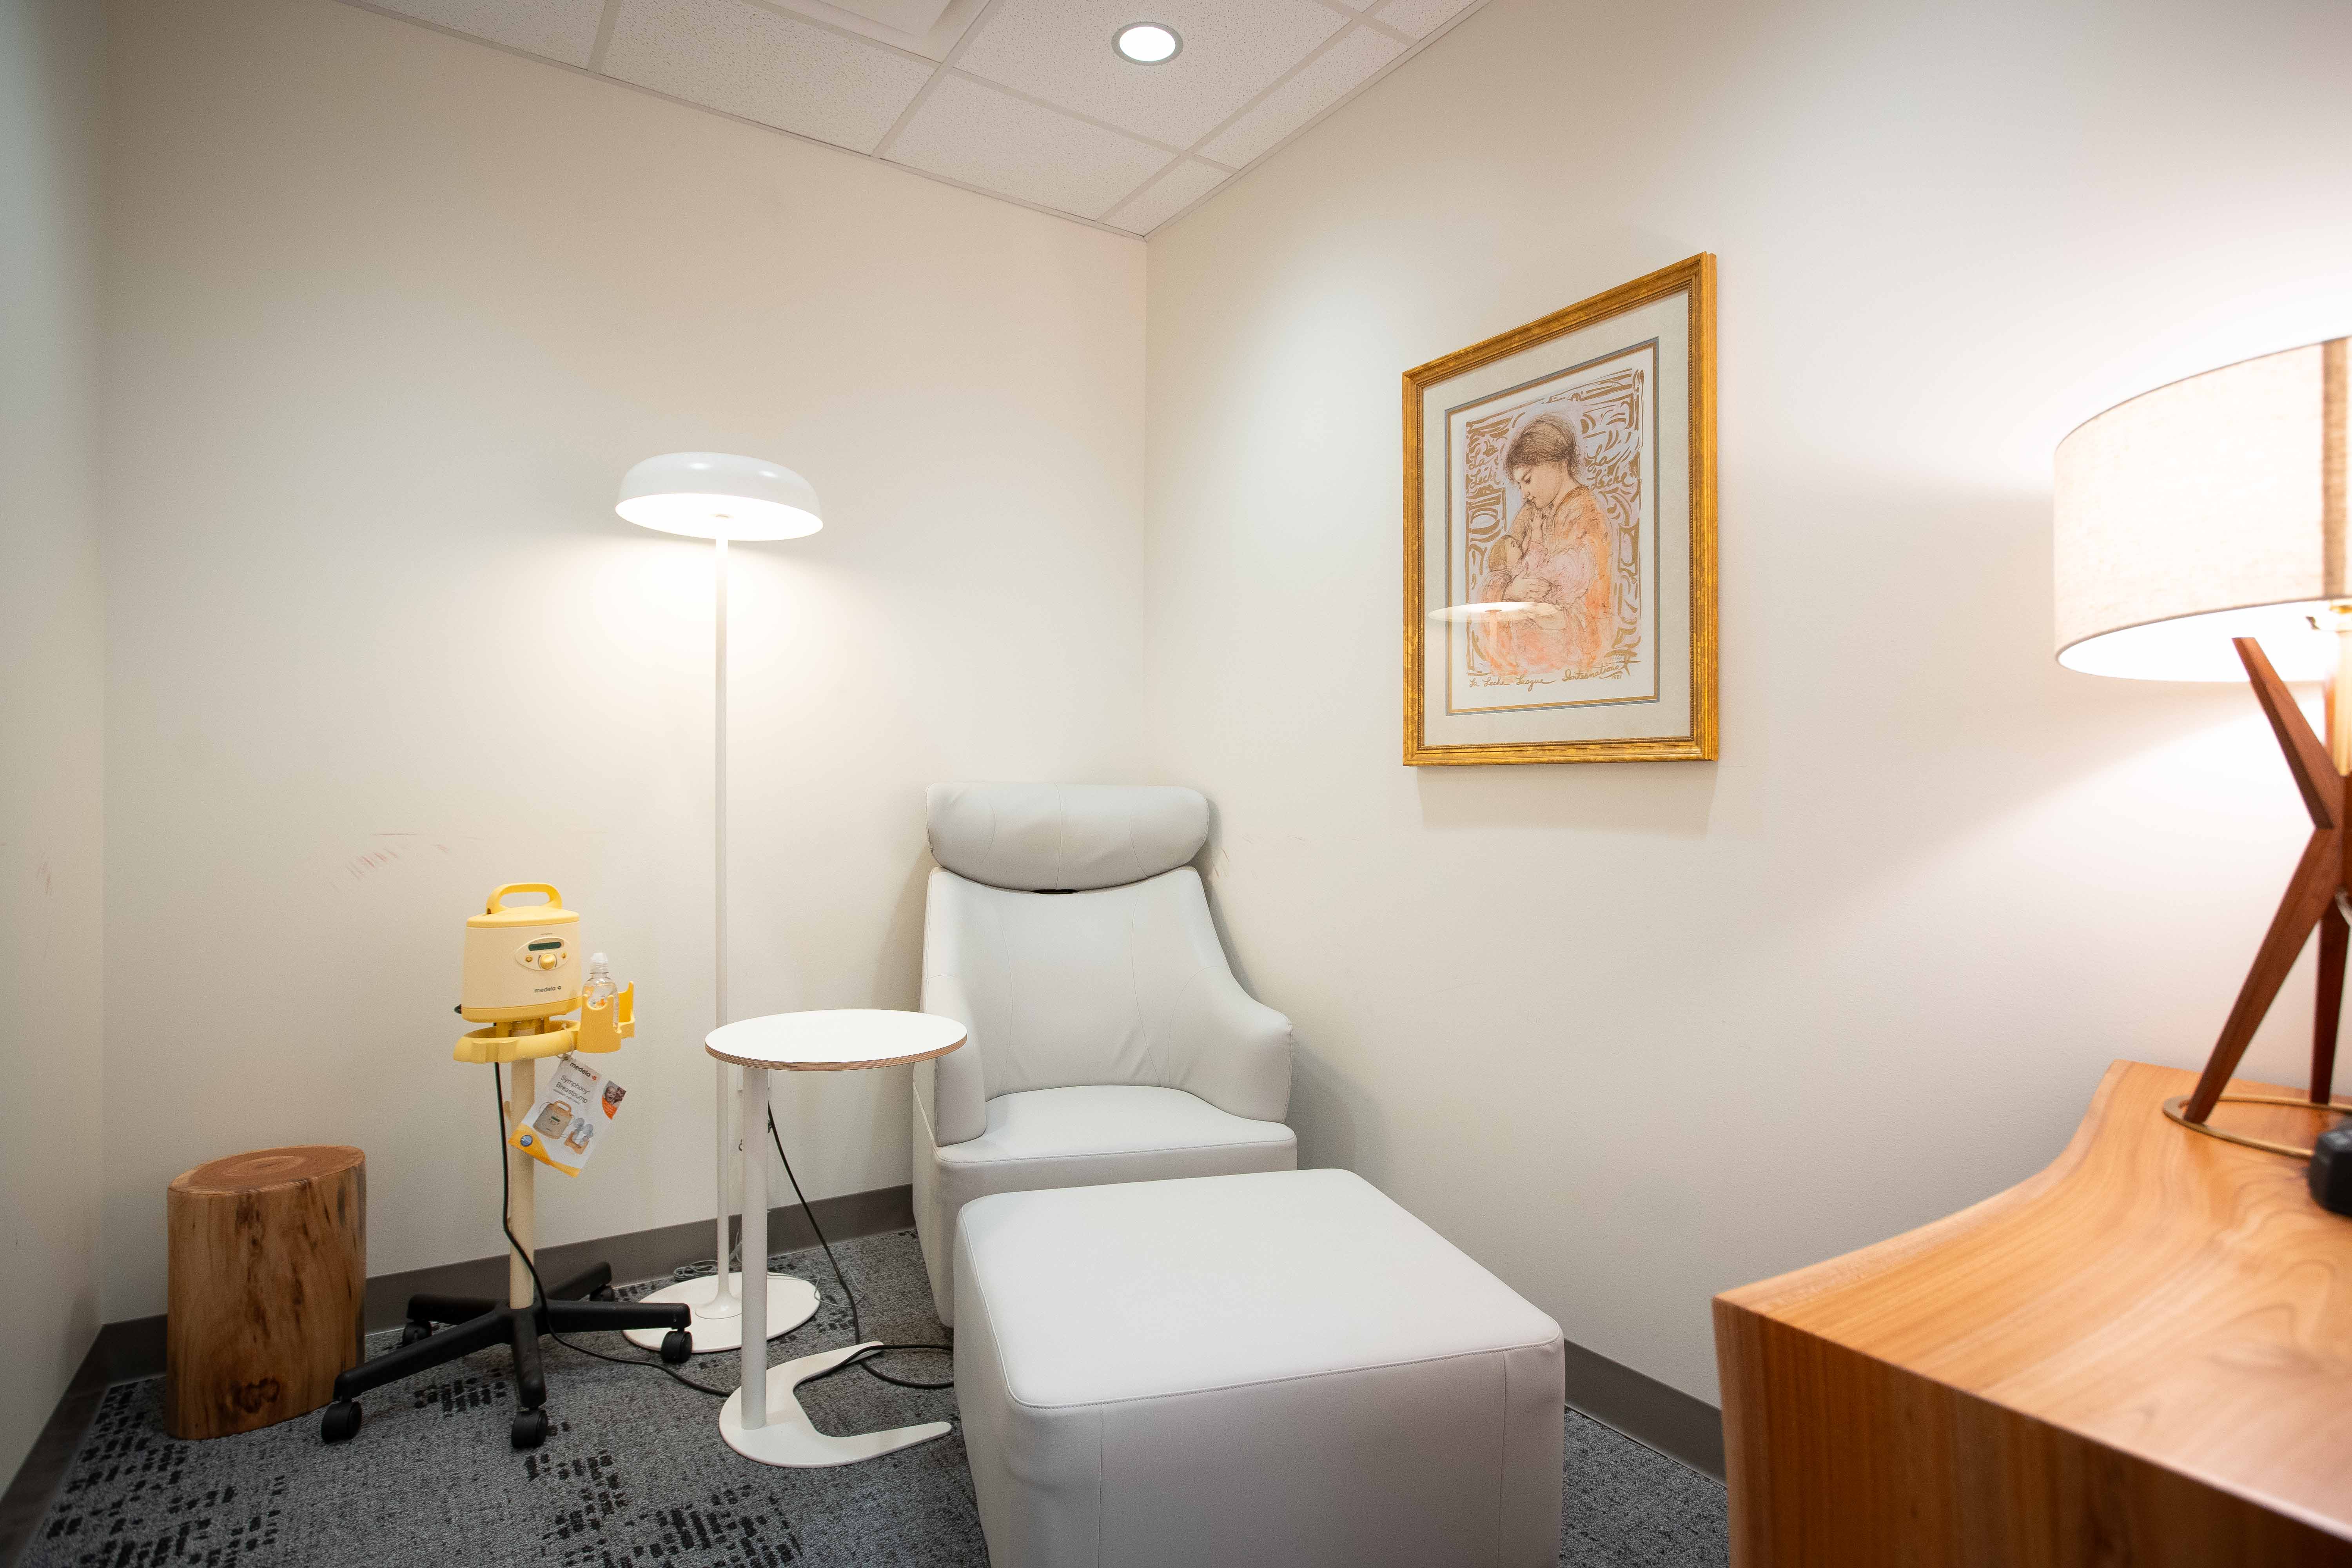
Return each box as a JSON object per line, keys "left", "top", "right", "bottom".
{"left": 1403, "top": 254, "right": 1716, "bottom": 764}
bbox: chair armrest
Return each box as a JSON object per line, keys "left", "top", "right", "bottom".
{"left": 1173, "top": 968, "right": 1293, "bottom": 1124}
{"left": 918, "top": 972, "right": 987, "bottom": 1146}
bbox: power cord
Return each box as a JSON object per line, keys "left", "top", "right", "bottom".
{"left": 765, "top": 1110, "right": 955, "bottom": 1390}
{"left": 491, "top": 1064, "right": 733, "bottom": 1398}
{"left": 483, "top": 1063, "right": 950, "bottom": 1401}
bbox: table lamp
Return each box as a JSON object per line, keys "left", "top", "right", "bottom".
{"left": 2054, "top": 337, "right": 2352, "bottom": 1154}
{"left": 613, "top": 452, "right": 826, "bottom": 1350}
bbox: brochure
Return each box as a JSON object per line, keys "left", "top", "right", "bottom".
{"left": 508, "top": 1053, "right": 626, "bottom": 1177}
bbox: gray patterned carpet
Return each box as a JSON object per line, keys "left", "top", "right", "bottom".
{"left": 20, "top": 1230, "right": 1728, "bottom": 1567}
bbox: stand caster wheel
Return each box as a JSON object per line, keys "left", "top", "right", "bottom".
{"left": 660, "top": 1330, "right": 692, "bottom": 1365}
{"left": 400, "top": 1320, "right": 433, "bottom": 1347}
{"left": 321, "top": 1400, "right": 362, "bottom": 1443}
{"left": 590, "top": 1285, "right": 617, "bottom": 1302}
{"left": 510, "top": 1407, "right": 548, "bottom": 1450}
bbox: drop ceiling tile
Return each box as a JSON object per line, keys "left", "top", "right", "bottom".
{"left": 767, "top": 0, "right": 985, "bottom": 58}
{"left": 1103, "top": 158, "right": 1227, "bottom": 234}
{"left": 826, "top": 0, "right": 955, "bottom": 27}
{"left": 1200, "top": 25, "right": 1401, "bottom": 168}
{"left": 370, "top": 0, "right": 609, "bottom": 65}
{"left": 1376, "top": 0, "right": 1477, "bottom": 39}
{"left": 887, "top": 73, "right": 1173, "bottom": 219}
{"left": 955, "top": 0, "right": 1343, "bottom": 150}
{"left": 603, "top": 0, "right": 936, "bottom": 154}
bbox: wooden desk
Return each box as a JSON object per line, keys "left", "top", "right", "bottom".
{"left": 1715, "top": 1061, "right": 2352, "bottom": 1566}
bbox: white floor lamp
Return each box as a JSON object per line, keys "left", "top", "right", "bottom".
{"left": 614, "top": 452, "right": 825, "bottom": 1354}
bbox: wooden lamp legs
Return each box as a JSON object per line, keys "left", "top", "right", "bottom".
{"left": 2180, "top": 637, "right": 2352, "bottom": 1134}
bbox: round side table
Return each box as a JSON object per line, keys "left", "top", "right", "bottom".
{"left": 706, "top": 1008, "right": 965, "bottom": 1468}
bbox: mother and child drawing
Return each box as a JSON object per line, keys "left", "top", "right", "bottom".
{"left": 1455, "top": 351, "right": 1650, "bottom": 702}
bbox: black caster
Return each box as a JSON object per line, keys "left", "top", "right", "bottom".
{"left": 400, "top": 1320, "right": 433, "bottom": 1347}
{"left": 660, "top": 1330, "right": 692, "bottom": 1365}
{"left": 590, "top": 1285, "right": 617, "bottom": 1302}
{"left": 320, "top": 1399, "right": 362, "bottom": 1443}
{"left": 510, "top": 1407, "right": 548, "bottom": 1450}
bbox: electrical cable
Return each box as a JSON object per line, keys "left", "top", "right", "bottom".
{"left": 766, "top": 1109, "right": 955, "bottom": 1390}
{"left": 491, "top": 1063, "right": 733, "bottom": 1399}
{"left": 480, "top": 1061, "right": 949, "bottom": 1405}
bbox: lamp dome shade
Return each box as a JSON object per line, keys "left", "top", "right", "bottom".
{"left": 2054, "top": 338, "right": 2347, "bottom": 682}
{"left": 615, "top": 452, "right": 822, "bottom": 541}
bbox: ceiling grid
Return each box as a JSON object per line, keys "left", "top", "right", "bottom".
{"left": 344, "top": 0, "right": 1487, "bottom": 235}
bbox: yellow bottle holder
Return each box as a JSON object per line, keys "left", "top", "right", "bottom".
{"left": 573, "top": 984, "right": 635, "bottom": 1054}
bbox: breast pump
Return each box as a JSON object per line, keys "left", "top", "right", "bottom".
{"left": 318, "top": 882, "right": 690, "bottom": 1452}
{"left": 455, "top": 882, "right": 633, "bottom": 1061}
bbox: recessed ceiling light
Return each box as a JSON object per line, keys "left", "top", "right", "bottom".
{"left": 1114, "top": 22, "right": 1180, "bottom": 64}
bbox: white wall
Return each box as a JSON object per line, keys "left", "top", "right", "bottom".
{"left": 0, "top": 0, "right": 106, "bottom": 1482}
{"left": 1143, "top": 0, "right": 2352, "bottom": 1403}
{"left": 99, "top": 0, "right": 1145, "bottom": 1318}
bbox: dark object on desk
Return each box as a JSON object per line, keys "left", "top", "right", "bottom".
{"left": 2312, "top": 1122, "right": 2352, "bottom": 1216}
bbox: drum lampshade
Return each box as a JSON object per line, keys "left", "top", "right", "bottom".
{"left": 2054, "top": 339, "right": 2347, "bottom": 682}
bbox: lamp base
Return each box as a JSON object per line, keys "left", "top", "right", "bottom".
{"left": 2161, "top": 1093, "right": 2352, "bottom": 1160}
{"left": 622, "top": 1272, "right": 818, "bottom": 1354}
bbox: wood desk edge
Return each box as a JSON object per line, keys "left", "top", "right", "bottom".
{"left": 1713, "top": 1058, "right": 2352, "bottom": 1554}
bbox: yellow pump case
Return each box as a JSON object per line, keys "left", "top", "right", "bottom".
{"left": 452, "top": 883, "right": 636, "bottom": 1063}
{"left": 461, "top": 882, "right": 581, "bottom": 1023}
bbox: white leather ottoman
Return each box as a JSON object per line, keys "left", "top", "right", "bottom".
{"left": 953, "top": 1168, "right": 1565, "bottom": 1568}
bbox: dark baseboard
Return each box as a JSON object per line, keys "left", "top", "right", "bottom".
{"left": 0, "top": 1182, "right": 913, "bottom": 1568}
{"left": 0, "top": 1336, "right": 109, "bottom": 1568}
{"left": 97, "top": 1183, "right": 914, "bottom": 1388}
{"left": 1561, "top": 1337, "right": 1726, "bottom": 1480}
{"left": 359, "top": 1181, "right": 914, "bottom": 1338}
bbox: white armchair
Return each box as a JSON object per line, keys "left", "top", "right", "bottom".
{"left": 912, "top": 782, "right": 1296, "bottom": 1325}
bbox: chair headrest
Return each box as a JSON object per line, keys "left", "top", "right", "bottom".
{"left": 926, "top": 783, "right": 1209, "bottom": 892}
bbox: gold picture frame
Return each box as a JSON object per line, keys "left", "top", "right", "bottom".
{"left": 1403, "top": 254, "right": 1717, "bottom": 765}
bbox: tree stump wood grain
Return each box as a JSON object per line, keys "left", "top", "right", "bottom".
{"left": 165, "top": 1145, "right": 366, "bottom": 1439}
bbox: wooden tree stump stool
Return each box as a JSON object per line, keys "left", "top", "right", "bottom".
{"left": 165, "top": 1145, "right": 366, "bottom": 1439}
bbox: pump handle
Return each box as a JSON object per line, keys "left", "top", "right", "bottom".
{"left": 486, "top": 882, "right": 564, "bottom": 914}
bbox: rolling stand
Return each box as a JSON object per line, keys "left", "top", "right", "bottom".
{"left": 320, "top": 1047, "right": 694, "bottom": 1450}
{"left": 320, "top": 1260, "right": 691, "bottom": 1449}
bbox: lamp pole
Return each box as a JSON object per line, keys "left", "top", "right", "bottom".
{"left": 615, "top": 452, "right": 825, "bottom": 1354}
{"left": 711, "top": 535, "right": 736, "bottom": 1321}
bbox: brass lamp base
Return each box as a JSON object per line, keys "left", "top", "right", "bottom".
{"left": 2162, "top": 1094, "right": 2352, "bottom": 1160}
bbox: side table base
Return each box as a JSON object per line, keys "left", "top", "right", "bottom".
{"left": 718, "top": 1343, "right": 953, "bottom": 1468}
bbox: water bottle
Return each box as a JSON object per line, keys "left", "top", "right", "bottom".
{"left": 584, "top": 952, "right": 618, "bottom": 1009}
